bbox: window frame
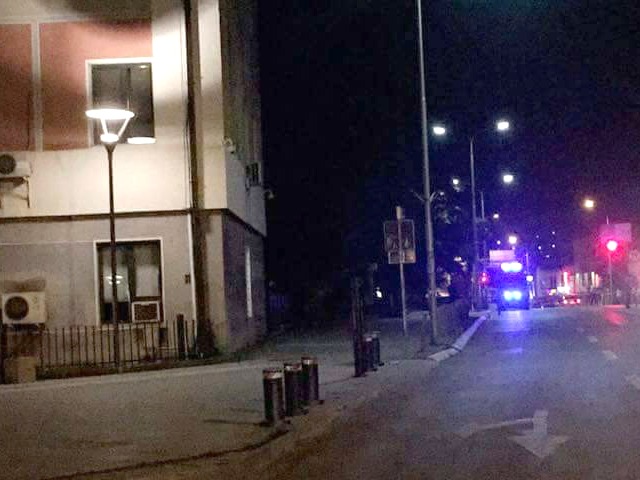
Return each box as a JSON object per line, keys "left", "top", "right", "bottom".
{"left": 93, "top": 237, "right": 165, "bottom": 326}
{"left": 85, "top": 57, "right": 154, "bottom": 146}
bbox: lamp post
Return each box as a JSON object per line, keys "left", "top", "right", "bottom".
{"left": 415, "top": 0, "right": 439, "bottom": 346}
{"left": 583, "top": 198, "right": 614, "bottom": 303}
{"left": 469, "top": 120, "right": 511, "bottom": 311}
{"left": 85, "top": 108, "right": 135, "bottom": 366}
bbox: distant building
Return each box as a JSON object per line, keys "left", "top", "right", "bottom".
{"left": 0, "top": 0, "right": 266, "bottom": 353}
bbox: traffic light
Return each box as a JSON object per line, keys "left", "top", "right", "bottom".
{"left": 606, "top": 239, "right": 619, "bottom": 253}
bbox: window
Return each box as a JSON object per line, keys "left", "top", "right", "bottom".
{"left": 91, "top": 62, "right": 154, "bottom": 143}
{"left": 97, "top": 240, "right": 162, "bottom": 324}
{"left": 245, "top": 246, "right": 253, "bottom": 318}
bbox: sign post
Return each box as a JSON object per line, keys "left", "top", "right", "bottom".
{"left": 384, "top": 207, "right": 416, "bottom": 336}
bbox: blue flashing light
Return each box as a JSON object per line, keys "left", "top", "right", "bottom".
{"left": 500, "top": 261, "right": 523, "bottom": 273}
{"left": 503, "top": 290, "right": 523, "bottom": 302}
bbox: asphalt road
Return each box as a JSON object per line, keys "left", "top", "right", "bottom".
{"left": 269, "top": 306, "right": 640, "bottom": 480}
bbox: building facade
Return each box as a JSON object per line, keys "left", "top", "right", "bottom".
{"left": 0, "top": 0, "right": 266, "bottom": 353}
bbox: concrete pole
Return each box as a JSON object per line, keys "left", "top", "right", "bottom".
{"left": 415, "top": 0, "right": 438, "bottom": 346}
{"left": 470, "top": 136, "right": 479, "bottom": 311}
{"left": 396, "top": 206, "right": 408, "bottom": 336}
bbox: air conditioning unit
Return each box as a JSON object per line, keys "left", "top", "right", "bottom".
{"left": 245, "top": 162, "right": 262, "bottom": 188}
{"left": 131, "top": 301, "right": 161, "bottom": 323}
{"left": 1, "top": 292, "right": 46, "bottom": 325}
{"left": 0, "top": 154, "right": 31, "bottom": 178}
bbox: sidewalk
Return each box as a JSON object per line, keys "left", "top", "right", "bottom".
{"left": 0, "top": 323, "right": 446, "bottom": 480}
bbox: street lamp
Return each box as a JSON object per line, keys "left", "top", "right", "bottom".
{"left": 433, "top": 125, "right": 446, "bottom": 136}
{"left": 583, "top": 198, "right": 595, "bottom": 210}
{"left": 502, "top": 173, "right": 515, "bottom": 185}
{"left": 85, "top": 107, "right": 135, "bottom": 366}
{"left": 415, "top": 0, "right": 439, "bottom": 346}
{"left": 469, "top": 120, "right": 511, "bottom": 310}
{"left": 492, "top": 212, "right": 500, "bottom": 220}
{"left": 497, "top": 120, "right": 510, "bottom": 131}
{"left": 508, "top": 234, "right": 518, "bottom": 246}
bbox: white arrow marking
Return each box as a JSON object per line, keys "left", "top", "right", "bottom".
{"left": 602, "top": 350, "right": 618, "bottom": 361}
{"left": 587, "top": 336, "right": 598, "bottom": 343}
{"left": 456, "top": 417, "right": 532, "bottom": 438}
{"left": 508, "top": 410, "right": 569, "bottom": 459}
{"left": 626, "top": 375, "right": 640, "bottom": 390}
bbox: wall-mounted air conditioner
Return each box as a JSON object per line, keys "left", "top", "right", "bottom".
{"left": 131, "top": 301, "right": 161, "bottom": 323}
{"left": 0, "top": 154, "right": 31, "bottom": 178}
{"left": 245, "top": 162, "right": 262, "bottom": 188}
{"left": 1, "top": 292, "right": 46, "bottom": 325}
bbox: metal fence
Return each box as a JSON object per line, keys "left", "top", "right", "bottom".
{"left": 2, "top": 316, "right": 199, "bottom": 372}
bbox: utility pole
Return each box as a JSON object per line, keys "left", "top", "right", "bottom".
{"left": 396, "top": 206, "right": 408, "bottom": 336}
{"left": 470, "top": 136, "right": 479, "bottom": 312}
{"left": 415, "top": 0, "right": 438, "bottom": 346}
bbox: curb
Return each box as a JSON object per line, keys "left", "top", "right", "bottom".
{"left": 428, "top": 313, "right": 488, "bottom": 363}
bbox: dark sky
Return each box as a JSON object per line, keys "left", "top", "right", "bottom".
{"left": 260, "top": 1, "right": 640, "bottom": 288}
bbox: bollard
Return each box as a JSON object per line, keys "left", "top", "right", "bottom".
{"left": 301, "top": 356, "right": 320, "bottom": 406}
{"left": 363, "top": 334, "right": 376, "bottom": 372}
{"left": 353, "top": 334, "right": 367, "bottom": 377}
{"left": 262, "top": 368, "right": 285, "bottom": 426}
{"left": 371, "top": 331, "right": 384, "bottom": 366}
{"left": 284, "top": 362, "right": 303, "bottom": 416}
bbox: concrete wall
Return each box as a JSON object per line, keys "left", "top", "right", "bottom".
{"left": 0, "top": 0, "right": 191, "bottom": 217}
{"left": 222, "top": 213, "right": 266, "bottom": 351}
{"left": 0, "top": 214, "right": 194, "bottom": 328}
{"left": 0, "top": 0, "right": 266, "bottom": 236}
{"left": 219, "top": 0, "right": 265, "bottom": 235}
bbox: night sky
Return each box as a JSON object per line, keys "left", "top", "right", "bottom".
{"left": 260, "top": 1, "right": 640, "bottom": 291}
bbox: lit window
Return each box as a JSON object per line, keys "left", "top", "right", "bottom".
{"left": 97, "top": 240, "right": 162, "bottom": 324}
{"left": 91, "top": 62, "right": 154, "bottom": 143}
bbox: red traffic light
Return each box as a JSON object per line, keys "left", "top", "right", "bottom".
{"left": 606, "top": 239, "right": 619, "bottom": 252}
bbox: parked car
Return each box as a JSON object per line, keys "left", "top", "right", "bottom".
{"left": 560, "top": 294, "right": 582, "bottom": 306}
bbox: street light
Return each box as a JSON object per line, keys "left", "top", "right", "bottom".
{"left": 85, "top": 107, "right": 135, "bottom": 366}
{"left": 497, "top": 120, "right": 510, "bottom": 131}
{"left": 502, "top": 173, "right": 515, "bottom": 185}
{"left": 583, "top": 198, "right": 595, "bottom": 210}
{"left": 469, "top": 119, "right": 511, "bottom": 310}
{"left": 433, "top": 125, "right": 446, "bottom": 136}
{"left": 508, "top": 234, "right": 518, "bottom": 246}
{"left": 492, "top": 212, "right": 500, "bottom": 220}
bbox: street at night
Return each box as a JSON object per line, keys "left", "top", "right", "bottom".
{"left": 2, "top": 1, "right": 640, "bottom": 478}
{"left": 269, "top": 306, "right": 640, "bottom": 480}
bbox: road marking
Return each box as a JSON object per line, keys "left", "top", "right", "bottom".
{"left": 577, "top": 327, "right": 585, "bottom": 333}
{"left": 457, "top": 417, "right": 532, "bottom": 439}
{"left": 457, "top": 410, "right": 569, "bottom": 459}
{"left": 602, "top": 350, "right": 618, "bottom": 361}
{"left": 626, "top": 375, "right": 640, "bottom": 390}
{"left": 501, "top": 347, "right": 523, "bottom": 355}
{"left": 587, "top": 336, "right": 598, "bottom": 343}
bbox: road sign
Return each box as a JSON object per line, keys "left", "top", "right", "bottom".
{"left": 383, "top": 219, "right": 416, "bottom": 264}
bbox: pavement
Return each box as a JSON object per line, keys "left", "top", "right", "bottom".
{"left": 275, "top": 305, "right": 640, "bottom": 479}
{"left": 0, "top": 312, "right": 470, "bottom": 480}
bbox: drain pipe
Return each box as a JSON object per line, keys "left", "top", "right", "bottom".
{"left": 184, "top": 0, "right": 216, "bottom": 355}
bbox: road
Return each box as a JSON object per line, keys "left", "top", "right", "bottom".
{"left": 269, "top": 306, "right": 640, "bottom": 480}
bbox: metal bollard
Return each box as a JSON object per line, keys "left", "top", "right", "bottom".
{"left": 262, "top": 368, "right": 285, "bottom": 426}
{"left": 284, "top": 362, "right": 303, "bottom": 416}
{"left": 363, "top": 334, "right": 376, "bottom": 372}
{"left": 301, "top": 356, "right": 320, "bottom": 406}
{"left": 371, "top": 331, "right": 383, "bottom": 366}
